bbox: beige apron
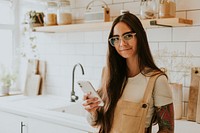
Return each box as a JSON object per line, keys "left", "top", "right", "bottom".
{"left": 110, "top": 73, "right": 162, "bottom": 133}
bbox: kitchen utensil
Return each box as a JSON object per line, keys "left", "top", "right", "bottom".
{"left": 170, "top": 83, "right": 183, "bottom": 120}
{"left": 196, "top": 80, "right": 200, "bottom": 123}
{"left": 187, "top": 67, "right": 200, "bottom": 121}
{"left": 38, "top": 60, "right": 46, "bottom": 94}
{"left": 24, "top": 59, "right": 41, "bottom": 96}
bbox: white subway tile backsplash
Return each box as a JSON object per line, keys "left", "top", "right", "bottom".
{"left": 176, "top": 0, "right": 200, "bottom": 11}
{"left": 75, "top": 0, "right": 91, "bottom": 8}
{"left": 40, "top": 43, "right": 60, "bottom": 55}
{"left": 171, "top": 57, "right": 192, "bottom": 72}
{"left": 45, "top": 55, "right": 66, "bottom": 66}
{"left": 56, "top": 33, "right": 68, "bottom": 43}
{"left": 59, "top": 43, "right": 76, "bottom": 55}
{"left": 175, "top": 11, "right": 186, "bottom": 19}
{"left": 75, "top": 43, "right": 93, "bottom": 55}
{"left": 93, "top": 43, "right": 108, "bottom": 55}
{"left": 154, "top": 56, "right": 172, "bottom": 71}
{"left": 20, "top": 0, "right": 200, "bottom": 102}
{"left": 83, "top": 66, "right": 102, "bottom": 81}
{"left": 109, "top": 3, "right": 123, "bottom": 17}
{"left": 184, "top": 75, "right": 191, "bottom": 87}
{"left": 173, "top": 26, "right": 200, "bottom": 42}
{"left": 46, "top": 65, "right": 62, "bottom": 76}
{"left": 147, "top": 28, "right": 172, "bottom": 42}
{"left": 187, "top": 10, "right": 200, "bottom": 26}
{"left": 36, "top": 33, "right": 49, "bottom": 43}
{"left": 189, "top": 57, "right": 200, "bottom": 67}
{"left": 168, "top": 71, "right": 185, "bottom": 84}
{"left": 186, "top": 42, "right": 200, "bottom": 56}
{"left": 36, "top": 33, "right": 55, "bottom": 44}
{"left": 124, "top": 1, "right": 140, "bottom": 15}
{"left": 46, "top": 76, "right": 66, "bottom": 88}
{"left": 158, "top": 42, "right": 186, "bottom": 57}
{"left": 149, "top": 42, "right": 159, "bottom": 53}
{"left": 54, "top": 55, "right": 80, "bottom": 67}
{"left": 113, "top": 0, "right": 134, "bottom": 4}
{"left": 102, "top": 30, "right": 110, "bottom": 42}
{"left": 84, "top": 55, "right": 106, "bottom": 68}
{"left": 66, "top": 32, "right": 85, "bottom": 43}
{"left": 90, "top": 0, "right": 112, "bottom": 5}
{"left": 84, "top": 31, "right": 103, "bottom": 43}
{"left": 67, "top": 55, "right": 87, "bottom": 67}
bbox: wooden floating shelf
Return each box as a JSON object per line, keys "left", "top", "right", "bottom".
{"left": 144, "top": 18, "right": 193, "bottom": 27}
{"left": 33, "top": 22, "right": 112, "bottom": 33}
{"left": 33, "top": 18, "right": 193, "bottom": 33}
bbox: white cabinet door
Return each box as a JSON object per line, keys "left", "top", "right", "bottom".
{"left": 28, "top": 118, "right": 88, "bottom": 133}
{"left": 0, "top": 111, "right": 28, "bottom": 133}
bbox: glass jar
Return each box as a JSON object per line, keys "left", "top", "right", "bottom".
{"left": 44, "top": 2, "right": 57, "bottom": 26}
{"left": 140, "top": 0, "right": 157, "bottom": 19}
{"left": 57, "top": 0, "right": 72, "bottom": 25}
{"left": 158, "top": 0, "right": 176, "bottom": 18}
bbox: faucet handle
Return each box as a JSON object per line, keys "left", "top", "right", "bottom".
{"left": 71, "top": 94, "right": 79, "bottom": 102}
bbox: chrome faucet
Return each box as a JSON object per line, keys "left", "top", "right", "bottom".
{"left": 71, "top": 63, "right": 85, "bottom": 102}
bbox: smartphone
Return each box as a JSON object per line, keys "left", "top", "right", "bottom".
{"left": 77, "top": 80, "right": 104, "bottom": 106}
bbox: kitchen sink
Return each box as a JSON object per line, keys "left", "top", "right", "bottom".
{"left": 51, "top": 102, "right": 87, "bottom": 117}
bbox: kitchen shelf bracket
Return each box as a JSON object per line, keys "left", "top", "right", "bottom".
{"left": 150, "top": 20, "right": 172, "bottom": 27}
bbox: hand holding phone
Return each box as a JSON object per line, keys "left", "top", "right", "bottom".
{"left": 77, "top": 80, "right": 104, "bottom": 106}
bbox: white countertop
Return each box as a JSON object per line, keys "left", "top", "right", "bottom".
{"left": 0, "top": 95, "right": 96, "bottom": 132}
{"left": 1, "top": 95, "right": 200, "bottom": 133}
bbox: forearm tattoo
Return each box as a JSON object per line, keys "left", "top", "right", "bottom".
{"left": 156, "top": 103, "right": 174, "bottom": 132}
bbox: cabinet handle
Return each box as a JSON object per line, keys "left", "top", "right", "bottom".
{"left": 21, "top": 122, "right": 25, "bottom": 133}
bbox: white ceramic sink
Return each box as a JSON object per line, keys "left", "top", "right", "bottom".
{"left": 51, "top": 102, "right": 87, "bottom": 117}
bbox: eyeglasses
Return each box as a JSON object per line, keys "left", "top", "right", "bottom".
{"left": 108, "top": 32, "right": 136, "bottom": 47}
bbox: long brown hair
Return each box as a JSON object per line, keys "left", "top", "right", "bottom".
{"left": 96, "top": 13, "right": 163, "bottom": 133}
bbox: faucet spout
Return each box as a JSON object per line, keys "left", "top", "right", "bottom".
{"left": 71, "top": 63, "right": 84, "bottom": 102}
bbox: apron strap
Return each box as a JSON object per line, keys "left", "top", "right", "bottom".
{"left": 142, "top": 72, "right": 163, "bottom": 104}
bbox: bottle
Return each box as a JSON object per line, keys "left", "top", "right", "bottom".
{"left": 158, "top": 0, "right": 176, "bottom": 18}
{"left": 44, "top": 2, "right": 57, "bottom": 26}
{"left": 57, "top": 0, "right": 72, "bottom": 25}
{"left": 140, "top": 0, "right": 157, "bottom": 19}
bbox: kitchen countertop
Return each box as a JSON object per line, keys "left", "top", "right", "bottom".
{"left": 0, "top": 95, "right": 97, "bottom": 132}
{"left": 1, "top": 95, "right": 200, "bottom": 133}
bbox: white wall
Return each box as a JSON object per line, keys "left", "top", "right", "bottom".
{"left": 19, "top": 0, "right": 200, "bottom": 106}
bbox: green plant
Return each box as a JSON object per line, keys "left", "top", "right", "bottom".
{"left": 21, "top": 10, "right": 40, "bottom": 59}
{"left": 24, "top": 10, "right": 44, "bottom": 28}
{"left": 0, "top": 65, "right": 17, "bottom": 88}
{"left": 27, "top": 10, "right": 37, "bottom": 23}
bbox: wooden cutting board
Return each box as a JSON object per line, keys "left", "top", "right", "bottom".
{"left": 24, "top": 59, "right": 41, "bottom": 96}
{"left": 25, "top": 59, "right": 39, "bottom": 76}
{"left": 38, "top": 60, "right": 46, "bottom": 95}
{"left": 24, "top": 74, "right": 41, "bottom": 96}
{"left": 187, "top": 67, "right": 200, "bottom": 121}
{"left": 170, "top": 83, "right": 183, "bottom": 120}
{"left": 196, "top": 80, "right": 200, "bottom": 123}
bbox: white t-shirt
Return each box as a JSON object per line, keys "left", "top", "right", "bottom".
{"left": 122, "top": 73, "right": 173, "bottom": 127}
{"left": 87, "top": 72, "right": 173, "bottom": 128}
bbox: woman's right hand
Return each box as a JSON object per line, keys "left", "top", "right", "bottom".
{"left": 82, "top": 92, "right": 101, "bottom": 115}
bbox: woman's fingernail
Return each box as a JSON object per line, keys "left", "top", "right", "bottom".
{"left": 95, "top": 98, "right": 98, "bottom": 100}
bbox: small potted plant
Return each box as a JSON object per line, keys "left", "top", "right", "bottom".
{"left": 24, "top": 10, "right": 44, "bottom": 28}
{"left": 21, "top": 10, "right": 42, "bottom": 59}
{"left": 0, "top": 65, "right": 16, "bottom": 95}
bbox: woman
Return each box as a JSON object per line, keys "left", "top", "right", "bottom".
{"left": 83, "top": 13, "right": 174, "bottom": 133}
